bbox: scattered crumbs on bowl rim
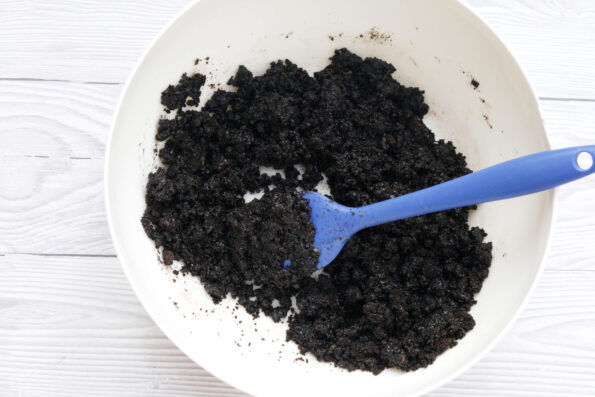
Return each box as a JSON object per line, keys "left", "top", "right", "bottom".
{"left": 328, "top": 32, "right": 344, "bottom": 41}
{"left": 352, "top": 27, "right": 392, "bottom": 44}
{"left": 460, "top": 70, "right": 480, "bottom": 89}
{"left": 433, "top": 55, "right": 441, "bottom": 63}
{"left": 483, "top": 114, "right": 493, "bottom": 129}
{"left": 367, "top": 26, "right": 392, "bottom": 43}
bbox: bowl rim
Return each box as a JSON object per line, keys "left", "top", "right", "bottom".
{"left": 104, "top": 0, "right": 556, "bottom": 395}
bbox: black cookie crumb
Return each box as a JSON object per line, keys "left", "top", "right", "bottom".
{"left": 162, "top": 249, "right": 174, "bottom": 266}
{"left": 161, "top": 72, "right": 206, "bottom": 111}
{"left": 142, "top": 48, "right": 492, "bottom": 374}
{"left": 471, "top": 78, "right": 480, "bottom": 89}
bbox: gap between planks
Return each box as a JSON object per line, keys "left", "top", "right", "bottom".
{"left": 2, "top": 77, "right": 595, "bottom": 104}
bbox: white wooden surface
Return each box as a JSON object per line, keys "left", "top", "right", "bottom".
{"left": 1, "top": 0, "right": 594, "bottom": 395}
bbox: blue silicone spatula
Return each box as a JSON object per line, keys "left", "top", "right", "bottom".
{"left": 303, "top": 146, "right": 595, "bottom": 269}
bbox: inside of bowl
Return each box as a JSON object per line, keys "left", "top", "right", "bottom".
{"left": 107, "top": 0, "right": 552, "bottom": 396}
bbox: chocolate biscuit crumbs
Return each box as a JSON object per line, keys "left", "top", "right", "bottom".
{"left": 367, "top": 27, "right": 392, "bottom": 43}
{"left": 142, "top": 48, "right": 492, "bottom": 374}
{"left": 160, "top": 72, "right": 206, "bottom": 111}
{"left": 162, "top": 249, "right": 174, "bottom": 266}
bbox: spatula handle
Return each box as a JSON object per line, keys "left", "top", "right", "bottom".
{"left": 357, "top": 145, "right": 595, "bottom": 229}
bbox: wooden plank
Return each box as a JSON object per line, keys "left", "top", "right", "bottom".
{"left": 431, "top": 270, "right": 595, "bottom": 397}
{"left": 542, "top": 99, "right": 595, "bottom": 271}
{"left": 465, "top": 0, "right": 595, "bottom": 100}
{"left": 0, "top": 156, "right": 113, "bottom": 255}
{"left": 0, "top": 254, "right": 246, "bottom": 397}
{"left": 0, "top": 1, "right": 594, "bottom": 100}
{"left": 0, "top": 0, "right": 190, "bottom": 83}
{"left": 0, "top": 81, "right": 117, "bottom": 254}
{"left": 0, "top": 80, "right": 119, "bottom": 157}
{"left": 2, "top": 80, "right": 595, "bottom": 269}
{"left": 0, "top": 254, "right": 593, "bottom": 396}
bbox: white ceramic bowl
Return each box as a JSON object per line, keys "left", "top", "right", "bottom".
{"left": 105, "top": 1, "right": 553, "bottom": 396}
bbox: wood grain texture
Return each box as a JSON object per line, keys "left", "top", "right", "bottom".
{"left": 0, "top": 81, "right": 117, "bottom": 255}
{"left": 430, "top": 270, "right": 595, "bottom": 397}
{"left": 0, "top": 255, "right": 246, "bottom": 397}
{"left": 464, "top": 0, "right": 595, "bottom": 100}
{"left": 1, "top": 1, "right": 595, "bottom": 100}
{"left": 1, "top": 0, "right": 595, "bottom": 396}
{"left": 0, "top": 80, "right": 118, "bottom": 158}
{"left": 542, "top": 100, "right": 595, "bottom": 271}
{"left": 2, "top": 80, "right": 595, "bottom": 268}
{"left": 0, "top": 255, "right": 594, "bottom": 397}
{"left": 0, "top": 0, "right": 190, "bottom": 84}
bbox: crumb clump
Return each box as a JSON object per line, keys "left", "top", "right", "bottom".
{"left": 160, "top": 73, "right": 206, "bottom": 111}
